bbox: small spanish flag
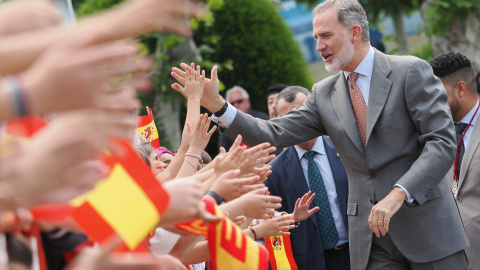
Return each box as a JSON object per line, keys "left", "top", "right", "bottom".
{"left": 137, "top": 107, "right": 160, "bottom": 148}
{"left": 264, "top": 234, "right": 298, "bottom": 270}
{"left": 175, "top": 219, "right": 208, "bottom": 239}
{"left": 31, "top": 139, "right": 170, "bottom": 251}
{"left": 206, "top": 201, "right": 269, "bottom": 270}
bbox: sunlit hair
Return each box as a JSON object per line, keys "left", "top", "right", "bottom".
{"left": 313, "top": 0, "right": 370, "bottom": 42}
{"left": 226, "top": 86, "right": 250, "bottom": 103}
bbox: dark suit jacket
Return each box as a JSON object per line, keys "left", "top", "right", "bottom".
{"left": 218, "top": 109, "right": 268, "bottom": 152}
{"left": 265, "top": 137, "right": 348, "bottom": 270}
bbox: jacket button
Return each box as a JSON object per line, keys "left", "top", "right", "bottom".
{"left": 456, "top": 197, "right": 462, "bottom": 202}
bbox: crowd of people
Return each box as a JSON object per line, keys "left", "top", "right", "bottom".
{"left": 1, "top": 0, "right": 480, "bottom": 269}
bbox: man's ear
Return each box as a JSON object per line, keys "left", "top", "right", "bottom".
{"left": 455, "top": 81, "right": 467, "bottom": 98}
{"left": 351, "top": 25, "right": 362, "bottom": 43}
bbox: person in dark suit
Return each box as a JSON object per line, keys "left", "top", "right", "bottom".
{"left": 217, "top": 85, "right": 269, "bottom": 152}
{"left": 266, "top": 86, "right": 350, "bottom": 270}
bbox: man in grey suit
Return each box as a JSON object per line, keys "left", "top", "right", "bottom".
{"left": 171, "top": 0, "right": 469, "bottom": 269}
{"left": 430, "top": 52, "right": 480, "bottom": 270}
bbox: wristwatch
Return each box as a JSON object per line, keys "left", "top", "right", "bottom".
{"left": 206, "top": 190, "right": 226, "bottom": 205}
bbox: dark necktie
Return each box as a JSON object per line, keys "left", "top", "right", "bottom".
{"left": 455, "top": 123, "right": 468, "bottom": 176}
{"left": 349, "top": 72, "right": 368, "bottom": 147}
{"left": 303, "top": 151, "right": 339, "bottom": 249}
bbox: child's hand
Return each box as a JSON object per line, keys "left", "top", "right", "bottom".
{"left": 292, "top": 191, "right": 319, "bottom": 222}
{"left": 172, "top": 63, "right": 205, "bottom": 100}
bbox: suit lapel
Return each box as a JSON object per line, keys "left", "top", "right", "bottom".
{"left": 283, "top": 147, "right": 319, "bottom": 229}
{"left": 459, "top": 117, "right": 480, "bottom": 189}
{"left": 331, "top": 74, "right": 365, "bottom": 153}
{"left": 365, "top": 50, "right": 393, "bottom": 145}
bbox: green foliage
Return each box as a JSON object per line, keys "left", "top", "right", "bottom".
{"left": 195, "top": 0, "right": 314, "bottom": 111}
{"left": 423, "top": 0, "right": 480, "bottom": 36}
{"left": 409, "top": 43, "right": 433, "bottom": 62}
{"left": 76, "top": 0, "right": 124, "bottom": 17}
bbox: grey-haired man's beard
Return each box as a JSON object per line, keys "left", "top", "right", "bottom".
{"left": 324, "top": 36, "right": 354, "bottom": 72}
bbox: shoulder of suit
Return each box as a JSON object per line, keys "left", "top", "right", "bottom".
{"left": 311, "top": 72, "right": 342, "bottom": 93}
{"left": 268, "top": 146, "right": 294, "bottom": 166}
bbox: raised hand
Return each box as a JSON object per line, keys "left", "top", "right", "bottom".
{"left": 254, "top": 214, "right": 296, "bottom": 238}
{"left": 231, "top": 188, "right": 282, "bottom": 219}
{"left": 238, "top": 142, "right": 276, "bottom": 176}
{"left": 171, "top": 63, "right": 224, "bottom": 112}
{"left": 188, "top": 113, "right": 217, "bottom": 154}
{"left": 172, "top": 63, "right": 205, "bottom": 100}
{"left": 210, "top": 170, "right": 264, "bottom": 202}
{"left": 20, "top": 38, "right": 152, "bottom": 116}
{"left": 292, "top": 191, "right": 319, "bottom": 222}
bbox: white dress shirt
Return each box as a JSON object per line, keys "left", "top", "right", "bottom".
{"left": 457, "top": 100, "right": 479, "bottom": 149}
{"left": 294, "top": 137, "right": 348, "bottom": 246}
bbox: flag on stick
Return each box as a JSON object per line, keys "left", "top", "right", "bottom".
{"left": 137, "top": 107, "right": 160, "bottom": 148}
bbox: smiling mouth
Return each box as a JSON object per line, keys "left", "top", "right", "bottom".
{"left": 321, "top": 52, "right": 334, "bottom": 62}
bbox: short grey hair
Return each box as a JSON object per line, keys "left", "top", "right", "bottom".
{"left": 275, "top": 86, "right": 311, "bottom": 109}
{"left": 313, "top": 0, "right": 370, "bottom": 42}
{"left": 225, "top": 86, "right": 250, "bottom": 102}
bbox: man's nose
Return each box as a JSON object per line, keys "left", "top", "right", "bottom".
{"left": 316, "top": 40, "right": 326, "bottom": 52}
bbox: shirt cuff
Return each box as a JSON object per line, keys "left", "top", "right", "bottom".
{"left": 211, "top": 102, "right": 237, "bottom": 129}
{"left": 394, "top": 184, "right": 414, "bottom": 203}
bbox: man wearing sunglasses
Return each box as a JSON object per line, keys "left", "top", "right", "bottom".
{"left": 218, "top": 86, "right": 269, "bottom": 152}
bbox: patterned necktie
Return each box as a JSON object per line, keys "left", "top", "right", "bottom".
{"left": 349, "top": 72, "right": 368, "bottom": 147}
{"left": 455, "top": 122, "right": 468, "bottom": 177}
{"left": 303, "top": 151, "right": 339, "bottom": 249}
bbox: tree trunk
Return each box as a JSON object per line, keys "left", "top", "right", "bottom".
{"left": 151, "top": 36, "right": 202, "bottom": 151}
{"left": 390, "top": 8, "right": 409, "bottom": 54}
{"left": 424, "top": 5, "right": 480, "bottom": 71}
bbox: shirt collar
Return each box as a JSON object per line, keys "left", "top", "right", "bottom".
{"left": 343, "top": 46, "right": 375, "bottom": 80}
{"left": 459, "top": 99, "right": 480, "bottom": 126}
{"left": 294, "top": 137, "right": 326, "bottom": 160}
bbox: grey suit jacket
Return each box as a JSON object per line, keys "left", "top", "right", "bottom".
{"left": 448, "top": 115, "right": 480, "bottom": 270}
{"left": 222, "top": 49, "right": 469, "bottom": 270}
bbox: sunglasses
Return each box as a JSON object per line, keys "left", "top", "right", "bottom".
{"left": 230, "top": 99, "right": 245, "bottom": 106}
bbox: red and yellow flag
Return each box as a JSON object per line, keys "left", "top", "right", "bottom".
{"left": 264, "top": 234, "right": 298, "bottom": 270}
{"left": 31, "top": 139, "right": 170, "bottom": 251}
{"left": 137, "top": 107, "right": 160, "bottom": 148}
{"left": 206, "top": 201, "right": 269, "bottom": 270}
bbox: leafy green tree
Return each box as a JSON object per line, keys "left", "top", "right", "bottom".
{"left": 421, "top": 0, "right": 480, "bottom": 71}
{"left": 195, "top": 0, "right": 314, "bottom": 112}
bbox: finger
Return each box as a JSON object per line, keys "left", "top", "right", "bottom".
{"left": 383, "top": 217, "right": 390, "bottom": 235}
{"left": 308, "top": 207, "right": 320, "bottom": 216}
{"left": 219, "top": 147, "right": 226, "bottom": 154}
{"left": 378, "top": 214, "right": 386, "bottom": 236}
{"left": 211, "top": 65, "right": 218, "bottom": 81}
{"left": 219, "top": 169, "right": 241, "bottom": 181}
{"left": 306, "top": 192, "right": 316, "bottom": 206}
{"left": 229, "top": 135, "right": 243, "bottom": 152}
{"left": 196, "top": 65, "right": 201, "bottom": 81}
{"left": 295, "top": 198, "right": 300, "bottom": 209}
{"left": 207, "top": 125, "right": 217, "bottom": 137}
{"left": 171, "top": 69, "right": 186, "bottom": 85}
{"left": 277, "top": 231, "right": 292, "bottom": 236}
{"left": 369, "top": 209, "right": 380, "bottom": 237}
{"left": 171, "top": 83, "right": 185, "bottom": 94}
{"left": 201, "top": 69, "right": 205, "bottom": 80}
